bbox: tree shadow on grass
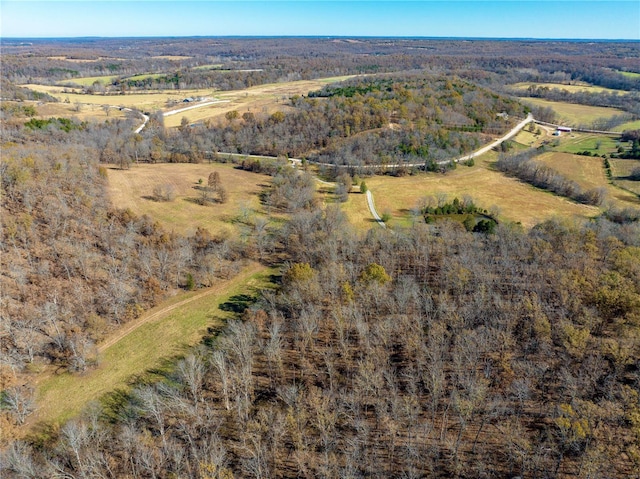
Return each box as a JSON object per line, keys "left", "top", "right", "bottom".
{"left": 100, "top": 387, "right": 137, "bottom": 424}
{"left": 219, "top": 294, "right": 254, "bottom": 313}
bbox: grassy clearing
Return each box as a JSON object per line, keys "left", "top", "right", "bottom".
{"left": 610, "top": 158, "right": 640, "bottom": 196}
{"left": 341, "top": 154, "right": 600, "bottom": 230}
{"left": 162, "top": 76, "right": 356, "bottom": 128}
{"left": 522, "top": 98, "right": 626, "bottom": 126}
{"left": 152, "top": 55, "right": 193, "bottom": 60}
{"left": 23, "top": 75, "right": 355, "bottom": 125}
{"left": 536, "top": 152, "right": 607, "bottom": 190}
{"left": 619, "top": 71, "right": 640, "bottom": 79}
{"left": 9, "top": 101, "right": 128, "bottom": 123}
{"left": 106, "top": 162, "right": 273, "bottom": 236}
{"left": 126, "top": 73, "right": 167, "bottom": 81}
{"left": 512, "top": 129, "right": 549, "bottom": 148}
{"left": 555, "top": 133, "right": 620, "bottom": 155}
{"left": 28, "top": 263, "right": 270, "bottom": 431}
{"left": 56, "top": 75, "right": 119, "bottom": 87}
{"left": 512, "top": 82, "right": 622, "bottom": 94}
{"left": 22, "top": 84, "right": 217, "bottom": 111}
{"left": 192, "top": 64, "right": 224, "bottom": 70}
{"left": 46, "top": 56, "right": 123, "bottom": 63}
{"left": 535, "top": 151, "right": 639, "bottom": 207}
{"left": 613, "top": 120, "right": 640, "bottom": 132}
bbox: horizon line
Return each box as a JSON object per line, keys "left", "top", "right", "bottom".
{"left": 3, "top": 35, "right": 639, "bottom": 42}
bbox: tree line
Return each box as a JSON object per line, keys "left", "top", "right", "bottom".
{"left": 496, "top": 148, "right": 607, "bottom": 206}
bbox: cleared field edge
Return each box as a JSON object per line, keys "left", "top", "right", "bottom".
{"left": 510, "top": 81, "right": 624, "bottom": 94}
{"left": 521, "top": 98, "right": 627, "bottom": 126}
{"left": 27, "top": 262, "right": 269, "bottom": 431}
{"left": 105, "top": 162, "right": 274, "bottom": 236}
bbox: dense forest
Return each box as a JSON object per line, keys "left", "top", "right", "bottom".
{"left": 2, "top": 37, "right": 640, "bottom": 478}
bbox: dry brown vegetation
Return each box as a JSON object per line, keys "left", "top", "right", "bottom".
{"left": 343, "top": 155, "right": 599, "bottom": 230}
{"left": 106, "top": 162, "right": 274, "bottom": 236}
{"left": 2, "top": 36, "right": 640, "bottom": 479}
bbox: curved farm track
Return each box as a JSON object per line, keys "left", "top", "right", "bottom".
{"left": 98, "top": 261, "right": 265, "bottom": 352}
{"left": 24, "top": 262, "right": 266, "bottom": 434}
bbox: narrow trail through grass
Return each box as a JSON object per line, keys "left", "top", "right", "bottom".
{"left": 25, "top": 262, "right": 269, "bottom": 435}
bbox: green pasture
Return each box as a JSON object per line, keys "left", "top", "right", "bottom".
{"left": 30, "top": 264, "right": 271, "bottom": 430}
{"left": 523, "top": 98, "right": 626, "bottom": 126}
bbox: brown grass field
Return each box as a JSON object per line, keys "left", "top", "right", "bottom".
{"left": 522, "top": 98, "right": 626, "bottom": 126}
{"left": 151, "top": 55, "right": 193, "bottom": 60}
{"left": 610, "top": 158, "right": 640, "bottom": 196}
{"left": 106, "top": 162, "right": 275, "bottom": 236}
{"left": 22, "top": 84, "right": 212, "bottom": 111}
{"left": 340, "top": 154, "right": 601, "bottom": 230}
{"left": 22, "top": 75, "right": 355, "bottom": 127}
{"left": 38, "top": 102, "right": 129, "bottom": 121}
{"left": 56, "top": 75, "right": 119, "bottom": 86}
{"left": 161, "top": 76, "right": 355, "bottom": 127}
{"left": 511, "top": 81, "right": 622, "bottom": 94}
{"left": 46, "top": 56, "right": 125, "bottom": 62}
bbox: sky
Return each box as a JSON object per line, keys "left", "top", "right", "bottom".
{"left": 1, "top": 1, "right": 639, "bottom": 40}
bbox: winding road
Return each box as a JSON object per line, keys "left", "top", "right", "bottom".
{"left": 129, "top": 109, "right": 536, "bottom": 228}
{"left": 363, "top": 114, "right": 534, "bottom": 227}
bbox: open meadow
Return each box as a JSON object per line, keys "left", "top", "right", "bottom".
{"left": 553, "top": 132, "right": 620, "bottom": 155}
{"left": 22, "top": 75, "right": 355, "bottom": 127}
{"left": 106, "top": 162, "right": 275, "bottom": 236}
{"left": 614, "top": 119, "right": 640, "bottom": 132}
{"left": 161, "top": 75, "right": 355, "bottom": 127}
{"left": 56, "top": 75, "right": 119, "bottom": 86}
{"left": 535, "top": 151, "right": 639, "bottom": 206}
{"left": 610, "top": 157, "right": 640, "bottom": 196}
{"left": 22, "top": 83, "right": 216, "bottom": 111}
{"left": 522, "top": 98, "right": 626, "bottom": 126}
{"left": 340, "top": 155, "right": 600, "bottom": 230}
{"left": 511, "top": 81, "right": 623, "bottom": 94}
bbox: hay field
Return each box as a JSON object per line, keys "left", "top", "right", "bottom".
{"left": 22, "top": 84, "right": 216, "bottom": 111}
{"left": 192, "top": 64, "right": 224, "bottom": 70}
{"left": 56, "top": 75, "right": 119, "bottom": 86}
{"left": 610, "top": 158, "right": 640, "bottom": 196}
{"left": 151, "top": 55, "right": 193, "bottom": 60}
{"left": 534, "top": 151, "right": 638, "bottom": 207}
{"left": 126, "top": 73, "right": 166, "bottom": 81}
{"left": 555, "top": 133, "right": 620, "bottom": 155}
{"left": 23, "top": 75, "right": 355, "bottom": 126}
{"left": 106, "top": 162, "right": 273, "bottom": 236}
{"left": 37, "top": 102, "right": 129, "bottom": 122}
{"left": 341, "top": 157, "right": 599, "bottom": 230}
{"left": 613, "top": 120, "right": 640, "bottom": 132}
{"left": 536, "top": 152, "right": 607, "bottom": 190}
{"left": 46, "top": 56, "right": 124, "bottom": 62}
{"left": 512, "top": 82, "right": 622, "bottom": 94}
{"left": 523, "top": 98, "right": 626, "bottom": 126}
{"left": 162, "top": 75, "right": 355, "bottom": 127}
{"left": 619, "top": 71, "right": 640, "bottom": 79}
